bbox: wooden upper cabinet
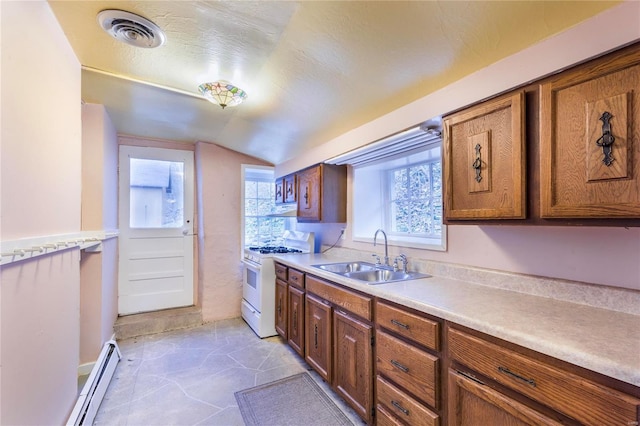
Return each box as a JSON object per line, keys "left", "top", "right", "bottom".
{"left": 284, "top": 174, "right": 297, "bottom": 204}
{"left": 275, "top": 177, "right": 285, "bottom": 204}
{"left": 443, "top": 91, "right": 526, "bottom": 220}
{"left": 540, "top": 46, "right": 640, "bottom": 218}
{"left": 296, "top": 163, "right": 347, "bottom": 222}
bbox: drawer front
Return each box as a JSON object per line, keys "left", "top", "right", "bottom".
{"left": 376, "top": 301, "right": 440, "bottom": 350}
{"left": 377, "top": 376, "right": 439, "bottom": 426}
{"left": 448, "top": 327, "right": 640, "bottom": 425}
{"left": 288, "top": 268, "right": 305, "bottom": 289}
{"left": 375, "top": 404, "right": 404, "bottom": 426}
{"left": 376, "top": 331, "right": 439, "bottom": 408}
{"left": 306, "top": 275, "right": 371, "bottom": 321}
{"left": 275, "top": 262, "right": 288, "bottom": 281}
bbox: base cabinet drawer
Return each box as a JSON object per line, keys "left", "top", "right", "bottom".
{"left": 376, "top": 376, "right": 439, "bottom": 426}
{"left": 375, "top": 404, "right": 403, "bottom": 426}
{"left": 376, "top": 301, "right": 440, "bottom": 351}
{"left": 376, "top": 331, "right": 439, "bottom": 408}
{"left": 448, "top": 369, "right": 563, "bottom": 426}
{"left": 448, "top": 327, "right": 640, "bottom": 425}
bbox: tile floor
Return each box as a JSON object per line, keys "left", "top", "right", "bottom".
{"left": 94, "top": 318, "right": 363, "bottom": 425}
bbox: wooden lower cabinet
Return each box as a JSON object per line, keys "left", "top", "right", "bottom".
{"left": 447, "top": 326, "right": 640, "bottom": 425}
{"left": 448, "top": 369, "right": 561, "bottom": 425}
{"left": 287, "top": 285, "right": 304, "bottom": 357}
{"left": 334, "top": 309, "right": 374, "bottom": 424}
{"left": 274, "top": 278, "right": 287, "bottom": 339}
{"left": 305, "top": 293, "right": 332, "bottom": 382}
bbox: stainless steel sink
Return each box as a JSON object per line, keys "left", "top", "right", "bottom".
{"left": 344, "top": 269, "right": 430, "bottom": 284}
{"left": 312, "top": 261, "right": 430, "bottom": 284}
{"left": 312, "top": 261, "right": 377, "bottom": 274}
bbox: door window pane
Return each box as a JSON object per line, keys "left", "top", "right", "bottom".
{"left": 129, "top": 158, "right": 184, "bottom": 228}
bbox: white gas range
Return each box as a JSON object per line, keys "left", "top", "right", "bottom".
{"left": 241, "top": 231, "right": 314, "bottom": 338}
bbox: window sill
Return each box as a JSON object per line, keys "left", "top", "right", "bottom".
{"left": 353, "top": 226, "right": 447, "bottom": 252}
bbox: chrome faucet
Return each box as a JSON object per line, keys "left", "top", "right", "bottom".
{"left": 394, "top": 254, "right": 408, "bottom": 273}
{"left": 373, "top": 229, "right": 390, "bottom": 267}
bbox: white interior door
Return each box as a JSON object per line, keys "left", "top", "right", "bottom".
{"left": 118, "top": 145, "right": 194, "bottom": 315}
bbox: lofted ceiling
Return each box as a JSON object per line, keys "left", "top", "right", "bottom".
{"left": 48, "top": 1, "right": 619, "bottom": 165}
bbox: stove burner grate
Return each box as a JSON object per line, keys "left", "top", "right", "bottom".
{"left": 249, "top": 246, "right": 303, "bottom": 254}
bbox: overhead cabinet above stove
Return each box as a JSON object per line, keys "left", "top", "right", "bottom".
{"left": 275, "top": 163, "right": 347, "bottom": 223}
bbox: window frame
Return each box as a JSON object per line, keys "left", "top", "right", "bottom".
{"left": 351, "top": 142, "right": 447, "bottom": 252}
{"left": 241, "top": 165, "right": 287, "bottom": 252}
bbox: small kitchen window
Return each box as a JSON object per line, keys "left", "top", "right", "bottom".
{"left": 241, "top": 166, "right": 288, "bottom": 248}
{"left": 328, "top": 123, "right": 446, "bottom": 251}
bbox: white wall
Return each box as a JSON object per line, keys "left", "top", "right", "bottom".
{"left": 291, "top": 2, "right": 640, "bottom": 291}
{"left": 0, "top": 1, "right": 82, "bottom": 424}
{"left": 80, "top": 104, "right": 119, "bottom": 364}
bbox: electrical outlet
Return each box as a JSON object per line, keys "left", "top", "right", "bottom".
{"left": 340, "top": 228, "right": 346, "bottom": 240}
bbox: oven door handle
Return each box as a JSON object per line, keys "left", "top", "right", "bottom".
{"left": 243, "top": 258, "right": 261, "bottom": 270}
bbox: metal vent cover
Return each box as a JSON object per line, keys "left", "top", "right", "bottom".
{"left": 97, "top": 10, "right": 166, "bottom": 48}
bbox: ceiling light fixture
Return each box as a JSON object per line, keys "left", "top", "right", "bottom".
{"left": 198, "top": 81, "right": 247, "bottom": 109}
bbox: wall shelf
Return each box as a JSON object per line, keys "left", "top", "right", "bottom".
{"left": 0, "top": 230, "right": 119, "bottom": 267}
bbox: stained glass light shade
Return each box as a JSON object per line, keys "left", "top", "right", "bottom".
{"left": 198, "top": 81, "right": 247, "bottom": 109}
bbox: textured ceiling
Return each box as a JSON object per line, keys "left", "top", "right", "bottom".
{"left": 48, "top": 1, "right": 619, "bottom": 165}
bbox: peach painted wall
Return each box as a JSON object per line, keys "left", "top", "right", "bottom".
{"left": 80, "top": 104, "right": 118, "bottom": 364}
{"left": 195, "top": 142, "right": 270, "bottom": 322}
{"left": 287, "top": 2, "right": 640, "bottom": 292}
{"left": 0, "top": 1, "right": 82, "bottom": 424}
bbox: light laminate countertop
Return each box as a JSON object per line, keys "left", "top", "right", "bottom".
{"left": 274, "top": 253, "right": 640, "bottom": 387}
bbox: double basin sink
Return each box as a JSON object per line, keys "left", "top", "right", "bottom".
{"left": 312, "top": 261, "right": 430, "bottom": 285}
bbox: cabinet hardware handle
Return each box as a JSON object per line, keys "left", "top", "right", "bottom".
{"left": 472, "top": 143, "right": 483, "bottom": 182}
{"left": 314, "top": 324, "right": 318, "bottom": 349}
{"left": 293, "top": 310, "right": 297, "bottom": 332}
{"left": 457, "top": 370, "right": 485, "bottom": 385}
{"left": 595, "top": 111, "right": 615, "bottom": 166}
{"left": 390, "top": 359, "right": 409, "bottom": 373}
{"left": 391, "top": 400, "right": 409, "bottom": 416}
{"left": 390, "top": 319, "right": 409, "bottom": 329}
{"left": 277, "top": 300, "right": 281, "bottom": 315}
{"left": 498, "top": 366, "right": 536, "bottom": 387}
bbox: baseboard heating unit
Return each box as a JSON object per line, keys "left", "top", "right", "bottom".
{"left": 67, "top": 340, "right": 121, "bottom": 426}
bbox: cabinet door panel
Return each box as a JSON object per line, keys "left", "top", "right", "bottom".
{"left": 287, "top": 285, "right": 305, "bottom": 357}
{"left": 305, "top": 294, "right": 332, "bottom": 382}
{"left": 297, "top": 166, "right": 321, "bottom": 221}
{"left": 284, "top": 174, "right": 297, "bottom": 203}
{"left": 448, "top": 369, "right": 562, "bottom": 426}
{"left": 333, "top": 310, "right": 373, "bottom": 424}
{"left": 540, "top": 48, "right": 640, "bottom": 217}
{"left": 275, "top": 279, "right": 287, "bottom": 339}
{"left": 443, "top": 92, "right": 526, "bottom": 219}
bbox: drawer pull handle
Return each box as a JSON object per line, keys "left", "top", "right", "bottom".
{"left": 391, "top": 400, "right": 409, "bottom": 416}
{"left": 390, "top": 319, "right": 409, "bottom": 329}
{"left": 498, "top": 366, "right": 536, "bottom": 387}
{"left": 390, "top": 359, "right": 409, "bottom": 373}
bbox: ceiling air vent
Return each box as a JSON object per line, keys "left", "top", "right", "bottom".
{"left": 97, "top": 10, "right": 166, "bottom": 48}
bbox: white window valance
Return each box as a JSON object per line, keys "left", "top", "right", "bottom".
{"left": 325, "top": 122, "right": 441, "bottom": 167}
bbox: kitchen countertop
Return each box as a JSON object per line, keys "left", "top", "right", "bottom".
{"left": 274, "top": 253, "right": 640, "bottom": 387}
